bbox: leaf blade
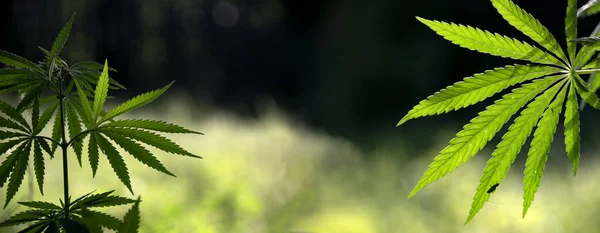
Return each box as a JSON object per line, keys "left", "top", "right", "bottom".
{"left": 0, "top": 50, "right": 43, "bottom": 73}
{"left": 32, "top": 140, "right": 45, "bottom": 195}
{"left": 48, "top": 13, "right": 75, "bottom": 69}
{"left": 566, "top": 0, "right": 577, "bottom": 62}
{"left": 5, "top": 140, "right": 32, "bottom": 208}
{"left": 103, "top": 131, "right": 176, "bottom": 177}
{"left": 407, "top": 75, "right": 562, "bottom": 198}
{"left": 416, "top": 17, "right": 563, "bottom": 66}
{"left": 102, "top": 119, "right": 202, "bottom": 134}
{"left": 92, "top": 60, "right": 110, "bottom": 122}
{"left": 95, "top": 134, "right": 133, "bottom": 194}
{"left": 87, "top": 133, "right": 99, "bottom": 177}
{"left": 522, "top": 80, "right": 568, "bottom": 218}
{"left": 100, "top": 81, "right": 174, "bottom": 123}
{"left": 565, "top": 82, "right": 580, "bottom": 175}
{"left": 98, "top": 128, "right": 201, "bottom": 159}
{"left": 119, "top": 197, "right": 141, "bottom": 233}
{"left": 398, "top": 64, "right": 560, "bottom": 125}
{"left": 465, "top": 78, "right": 567, "bottom": 223}
{"left": 491, "top": 0, "right": 568, "bottom": 63}
{"left": 66, "top": 101, "right": 83, "bottom": 166}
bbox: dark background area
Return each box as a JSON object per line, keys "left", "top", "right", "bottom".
{"left": 2, "top": 0, "right": 600, "bottom": 151}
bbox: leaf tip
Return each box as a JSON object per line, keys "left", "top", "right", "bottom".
{"left": 464, "top": 217, "right": 473, "bottom": 226}
{"left": 522, "top": 207, "right": 529, "bottom": 219}
{"left": 407, "top": 187, "right": 419, "bottom": 199}
{"left": 397, "top": 117, "right": 410, "bottom": 127}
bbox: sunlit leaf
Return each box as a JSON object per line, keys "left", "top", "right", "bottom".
{"left": 92, "top": 60, "right": 110, "bottom": 122}
{"left": 465, "top": 78, "right": 567, "bottom": 224}
{"left": 565, "top": 83, "right": 580, "bottom": 175}
{"left": 522, "top": 80, "right": 568, "bottom": 217}
{"left": 491, "top": 0, "right": 568, "bottom": 63}
{"left": 416, "top": 17, "right": 563, "bottom": 66}
{"left": 398, "top": 65, "right": 560, "bottom": 125}
{"left": 408, "top": 76, "right": 561, "bottom": 198}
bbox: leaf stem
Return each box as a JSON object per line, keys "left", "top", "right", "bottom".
{"left": 35, "top": 136, "right": 61, "bottom": 146}
{"left": 66, "top": 128, "right": 94, "bottom": 147}
{"left": 576, "top": 69, "right": 600, "bottom": 75}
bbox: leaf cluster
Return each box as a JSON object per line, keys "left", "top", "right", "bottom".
{"left": 0, "top": 12, "right": 202, "bottom": 232}
{"left": 401, "top": 0, "right": 600, "bottom": 224}
{"left": 0, "top": 191, "right": 139, "bottom": 233}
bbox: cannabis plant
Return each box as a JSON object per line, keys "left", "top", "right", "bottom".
{"left": 0, "top": 13, "right": 202, "bottom": 232}
{"left": 400, "top": 0, "right": 600, "bottom": 224}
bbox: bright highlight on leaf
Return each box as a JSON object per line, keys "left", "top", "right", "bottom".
{"left": 403, "top": 0, "right": 600, "bottom": 224}
{"left": 491, "top": 0, "right": 568, "bottom": 63}
{"left": 407, "top": 76, "right": 561, "bottom": 199}
{"left": 398, "top": 65, "right": 560, "bottom": 126}
{"left": 415, "top": 17, "right": 564, "bottom": 66}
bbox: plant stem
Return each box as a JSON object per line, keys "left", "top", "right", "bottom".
{"left": 576, "top": 69, "right": 600, "bottom": 75}
{"left": 58, "top": 78, "right": 70, "bottom": 216}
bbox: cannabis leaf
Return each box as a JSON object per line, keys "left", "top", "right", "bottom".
{"left": 402, "top": 0, "right": 600, "bottom": 223}
{"left": 119, "top": 197, "right": 141, "bottom": 233}
{"left": 0, "top": 11, "right": 199, "bottom": 232}
{"left": 66, "top": 60, "right": 202, "bottom": 192}
{"left": 0, "top": 191, "right": 136, "bottom": 233}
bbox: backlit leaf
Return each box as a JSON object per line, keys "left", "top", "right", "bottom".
{"left": 398, "top": 65, "right": 560, "bottom": 125}
{"left": 466, "top": 77, "right": 567, "bottom": 224}
{"left": 522, "top": 80, "right": 568, "bottom": 217}
{"left": 5, "top": 140, "right": 32, "bottom": 208}
{"left": 491, "top": 0, "right": 568, "bottom": 63}
{"left": 100, "top": 81, "right": 174, "bottom": 123}
{"left": 92, "top": 60, "right": 110, "bottom": 122}
{"left": 95, "top": 134, "right": 133, "bottom": 194}
{"left": 565, "top": 83, "right": 581, "bottom": 175}
{"left": 408, "top": 75, "right": 562, "bottom": 198}
{"left": 416, "top": 17, "right": 563, "bottom": 66}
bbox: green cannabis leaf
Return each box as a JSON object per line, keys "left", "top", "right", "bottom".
{"left": 402, "top": 0, "right": 600, "bottom": 224}
{"left": 0, "top": 12, "right": 202, "bottom": 232}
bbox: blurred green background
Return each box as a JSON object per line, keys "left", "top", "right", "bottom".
{"left": 3, "top": 0, "right": 600, "bottom": 232}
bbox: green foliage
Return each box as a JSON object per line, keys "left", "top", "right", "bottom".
{"left": 0, "top": 12, "right": 201, "bottom": 232}
{"left": 402, "top": 0, "right": 600, "bottom": 224}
